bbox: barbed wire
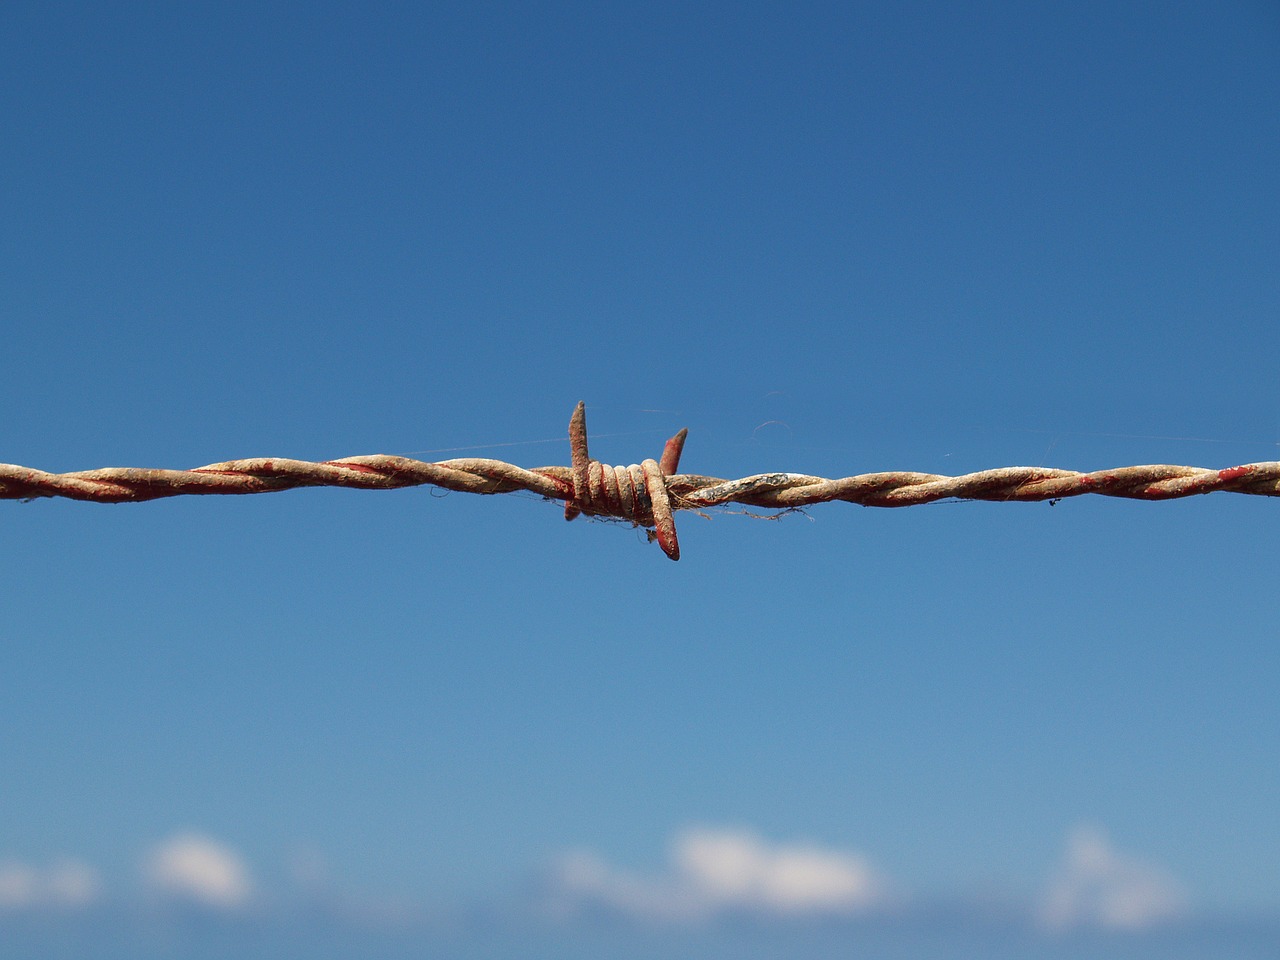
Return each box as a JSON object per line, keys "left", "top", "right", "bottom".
{"left": 4, "top": 403, "right": 1277, "bottom": 561}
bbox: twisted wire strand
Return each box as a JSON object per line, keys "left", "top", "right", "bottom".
{"left": 3, "top": 402, "right": 1277, "bottom": 561}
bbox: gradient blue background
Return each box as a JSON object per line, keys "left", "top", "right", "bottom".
{"left": 2, "top": 2, "right": 1278, "bottom": 957}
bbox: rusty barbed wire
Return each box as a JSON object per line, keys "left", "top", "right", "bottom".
{"left": 3, "top": 402, "right": 1277, "bottom": 561}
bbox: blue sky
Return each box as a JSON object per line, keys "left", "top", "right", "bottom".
{"left": 2, "top": 2, "right": 1278, "bottom": 957}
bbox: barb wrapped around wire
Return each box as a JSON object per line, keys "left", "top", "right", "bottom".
{"left": 3, "top": 403, "right": 1278, "bottom": 560}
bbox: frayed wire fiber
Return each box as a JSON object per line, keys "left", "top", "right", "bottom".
{"left": 4, "top": 403, "right": 1278, "bottom": 561}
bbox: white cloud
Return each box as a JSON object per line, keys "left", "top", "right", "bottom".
{"left": 143, "top": 834, "right": 253, "bottom": 909}
{"left": 1038, "top": 825, "right": 1187, "bottom": 931}
{"left": 549, "top": 827, "right": 885, "bottom": 922}
{"left": 0, "top": 858, "right": 101, "bottom": 909}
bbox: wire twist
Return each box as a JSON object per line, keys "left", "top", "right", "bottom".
{"left": 3, "top": 404, "right": 1277, "bottom": 560}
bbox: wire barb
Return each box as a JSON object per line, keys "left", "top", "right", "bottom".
{"left": 2, "top": 404, "right": 1277, "bottom": 561}
{"left": 563, "top": 401, "right": 685, "bottom": 560}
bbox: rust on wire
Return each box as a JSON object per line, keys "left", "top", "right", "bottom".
{"left": 2, "top": 403, "right": 1278, "bottom": 561}
{"left": 563, "top": 402, "right": 686, "bottom": 559}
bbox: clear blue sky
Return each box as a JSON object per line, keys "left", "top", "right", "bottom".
{"left": 2, "top": 2, "right": 1278, "bottom": 958}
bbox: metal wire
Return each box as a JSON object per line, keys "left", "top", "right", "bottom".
{"left": 4, "top": 403, "right": 1277, "bottom": 560}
